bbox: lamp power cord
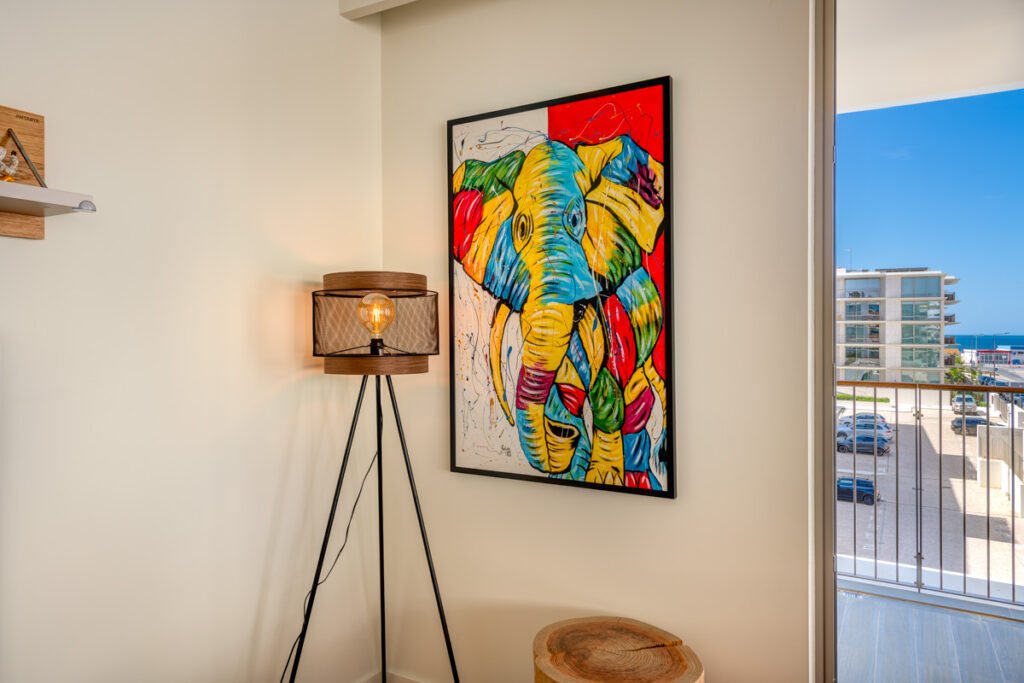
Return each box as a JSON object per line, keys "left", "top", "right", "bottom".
{"left": 278, "top": 450, "right": 379, "bottom": 683}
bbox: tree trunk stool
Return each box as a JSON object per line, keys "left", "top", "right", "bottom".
{"left": 533, "top": 616, "right": 705, "bottom": 683}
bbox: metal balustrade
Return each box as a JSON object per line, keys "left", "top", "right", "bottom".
{"left": 835, "top": 380, "right": 1024, "bottom": 607}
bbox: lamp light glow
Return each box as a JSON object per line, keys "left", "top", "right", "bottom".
{"left": 358, "top": 293, "right": 396, "bottom": 339}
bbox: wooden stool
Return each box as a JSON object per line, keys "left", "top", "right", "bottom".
{"left": 533, "top": 616, "right": 704, "bottom": 683}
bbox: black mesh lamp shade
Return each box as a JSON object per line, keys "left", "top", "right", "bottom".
{"left": 313, "top": 271, "right": 439, "bottom": 375}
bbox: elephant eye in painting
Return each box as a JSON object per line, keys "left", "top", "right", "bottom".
{"left": 563, "top": 197, "right": 586, "bottom": 240}
{"left": 513, "top": 213, "right": 533, "bottom": 250}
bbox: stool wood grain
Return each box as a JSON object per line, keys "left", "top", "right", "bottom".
{"left": 533, "top": 617, "right": 704, "bottom": 683}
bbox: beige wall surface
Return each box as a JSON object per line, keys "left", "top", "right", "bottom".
{"left": 0, "top": 1, "right": 383, "bottom": 681}
{"left": 380, "top": 0, "right": 813, "bottom": 681}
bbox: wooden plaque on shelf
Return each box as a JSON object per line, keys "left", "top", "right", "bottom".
{"left": 0, "top": 106, "right": 45, "bottom": 239}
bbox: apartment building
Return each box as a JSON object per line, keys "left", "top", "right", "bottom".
{"left": 836, "top": 267, "right": 959, "bottom": 383}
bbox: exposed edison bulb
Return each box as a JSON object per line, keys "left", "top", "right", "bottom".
{"left": 358, "top": 292, "right": 396, "bottom": 340}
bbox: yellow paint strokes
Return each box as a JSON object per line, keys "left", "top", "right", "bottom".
{"left": 512, "top": 147, "right": 557, "bottom": 295}
{"left": 463, "top": 190, "right": 513, "bottom": 283}
{"left": 643, "top": 356, "right": 668, "bottom": 424}
{"left": 629, "top": 294, "right": 662, "bottom": 330}
{"left": 519, "top": 300, "right": 574, "bottom": 372}
{"left": 587, "top": 176, "right": 663, "bottom": 253}
{"left": 575, "top": 138, "right": 623, "bottom": 190}
{"left": 555, "top": 353, "right": 584, "bottom": 389}
{"left": 512, "top": 144, "right": 557, "bottom": 215}
{"left": 581, "top": 203, "right": 614, "bottom": 278}
{"left": 543, "top": 419, "right": 579, "bottom": 474}
{"left": 489, "top": 301, "right": 514, "bottom": 425}
{"left": 520, "top": 401, "right": 549, "bottom": 470}
{"left": 626, "top": 294, "right": 663, "bottom": 359}
{"left": 452, "top": 162, "right": 466, "bottom": 193}
{"left": 586, "top": 429, "right": 624, "bottom": 485}
{"left": 575, "top": 140, "right": 665, "bottom": 255}
{"left": 623, "top": 368, "right": 650, "bottom": 404}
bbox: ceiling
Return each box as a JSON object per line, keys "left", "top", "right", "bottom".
{"left": 838, "top": 0, "right": 1024, "bottom": 112}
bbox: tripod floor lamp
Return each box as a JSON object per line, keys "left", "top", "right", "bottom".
{"left": 287, "top": 271, "right": 459, "bottom": 683}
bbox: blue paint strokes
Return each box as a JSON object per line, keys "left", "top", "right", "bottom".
{"left": 623, "top": 429, "right": 650, "bottom": 473}
{"left": 599, "top": 136, "right": 649, "bottom": 185}
{"left": 483, "top": 217, "right": 530, "bottom": 310}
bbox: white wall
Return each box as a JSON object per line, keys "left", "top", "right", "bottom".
{"left": 380, "top": 0, "right": 813, "bottom": 681}
{"left": 0, "top": 1, "right": 384, "bottom": 681}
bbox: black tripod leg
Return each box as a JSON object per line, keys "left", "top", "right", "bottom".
{"left": 376, "top": 375, "right": 387, "bottom": 681}
{"left": 288, "top": 375, "right": 369, "bottom": 683}
{"left": 385, "top": 376, "right": 460, "bottom": 683}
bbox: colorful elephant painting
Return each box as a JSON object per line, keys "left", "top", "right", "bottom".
{"left": 448, "top": 79, "right": 673, "bottom": 496}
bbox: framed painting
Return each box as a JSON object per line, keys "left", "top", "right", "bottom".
{"left": 448, "top": 77, "right": 674, "bottom": 498}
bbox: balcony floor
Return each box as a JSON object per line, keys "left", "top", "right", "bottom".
{"left": 838, "top": 589, "right": 1024, "bottom": 682}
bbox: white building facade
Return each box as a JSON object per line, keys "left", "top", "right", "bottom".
{"left": 836, "top": 267, "right": 959, "bottom": 384}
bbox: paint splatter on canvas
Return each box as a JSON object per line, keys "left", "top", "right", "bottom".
{"left": 448, "top": 78, "right": 674, "bottom": 497}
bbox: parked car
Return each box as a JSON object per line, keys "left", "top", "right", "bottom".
{"left": 837, "top": 425, "right": 893, "bottom": 440}
{"left": 837, "top": 417, "right": 893, "bottom": 439}
{"left": 951, "top": 395, "right": 978, "bottom": 415}
{"left": 836, "top": 477, "right": 875, "bottom": 505}
{"left": 837, "top": 433, "right": 891, "bottom": 455}
{"left": 951, "top": 416, "right": 992, "bottom": 436}
{"left": 852, "top": 412, "right": 889, "bottom": 425}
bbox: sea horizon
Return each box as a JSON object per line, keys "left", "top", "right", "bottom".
{"left": 954, "top": 334, "right": 1024, "bottom": 350}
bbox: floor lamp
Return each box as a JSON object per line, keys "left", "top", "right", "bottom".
{"left": 287, "top": 271, "right": 459, "bottom": 683}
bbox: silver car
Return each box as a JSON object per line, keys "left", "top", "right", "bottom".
{"left": 951, "top": 395, "right": 978, "bottom": 415}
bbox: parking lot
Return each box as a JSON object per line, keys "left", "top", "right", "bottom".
{"left": 834, "top": 397, "right": 1023, "bottom": 601}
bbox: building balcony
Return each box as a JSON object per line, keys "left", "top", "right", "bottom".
{"left": 841, "top": 360, "right": 882, "bottom": 369}
{"left": 945, "top": 314, "right": 957, "bottom": 324}
{"left": 945, "top": 291, "right": 958, "bottom": 303}
{"left": 945, "top": 336, "right": 957, "bottom": 345}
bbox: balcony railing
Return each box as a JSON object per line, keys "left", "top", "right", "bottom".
{"left": 843, "top": 359, "right": 881, "bottom": 368}
{"left": 834, "top": 379, "right": 1024, "bottom": 607}
{"left": 945, "top": 314, "right": 957, "bottom": 324}
{"left": 845, "top": 335, "right": 881, "bottom": 344}
{"left": 945, "top": 292, "right": 957, "bottom": 302}
{"left": 945, "top": 336, "right": 957, "bottom": 345}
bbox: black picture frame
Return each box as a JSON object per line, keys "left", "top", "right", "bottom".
{"left": 447, "top": 76, "right": 675, "bottom": 499}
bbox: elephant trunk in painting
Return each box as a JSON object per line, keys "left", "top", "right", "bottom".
{"left": 514, "top": 299, "right": 579, "bottom": 474}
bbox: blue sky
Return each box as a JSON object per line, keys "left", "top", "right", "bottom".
{"left": 836, "top": 88, "right": 1024, "bottom": 334}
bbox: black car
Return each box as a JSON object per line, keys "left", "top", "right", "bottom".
{"left": 951, "top": 416, "right": 991, "bottom": 436}
{"left": 837, "top": 478, "right": 875, "bottom": 505}
{"left": 837, "top": 433, "right": 891, "bottom": 455}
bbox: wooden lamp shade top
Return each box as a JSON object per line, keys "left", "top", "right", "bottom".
{"left": 323, "top": 270, "right": 426, "bottom": 292}
{"left": 533, "top": 617, "right": 705, "bottom": 683}
{"left": 317, "top": 271, "right": 435, "bottom": 376}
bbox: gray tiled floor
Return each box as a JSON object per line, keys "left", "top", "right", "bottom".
{"left": 838, "top": 590, "right": 1024, "bottom": 682}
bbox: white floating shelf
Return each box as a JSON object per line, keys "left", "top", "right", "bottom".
{"left": 0, "top": 182, "right": 95, "bottom": 217}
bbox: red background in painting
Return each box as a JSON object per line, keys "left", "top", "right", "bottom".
{"left": 546, "top": 84, "right": 665, "bottom": 162}
{"left": 546, "top": 85, "right": 669, "bottom": 379}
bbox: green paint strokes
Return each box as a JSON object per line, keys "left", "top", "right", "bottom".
{"left": 461, "top": 151, "right": 525, "bottom": 203}
{"left": 590, "top": 367, "right": 624, "bottom": 432}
